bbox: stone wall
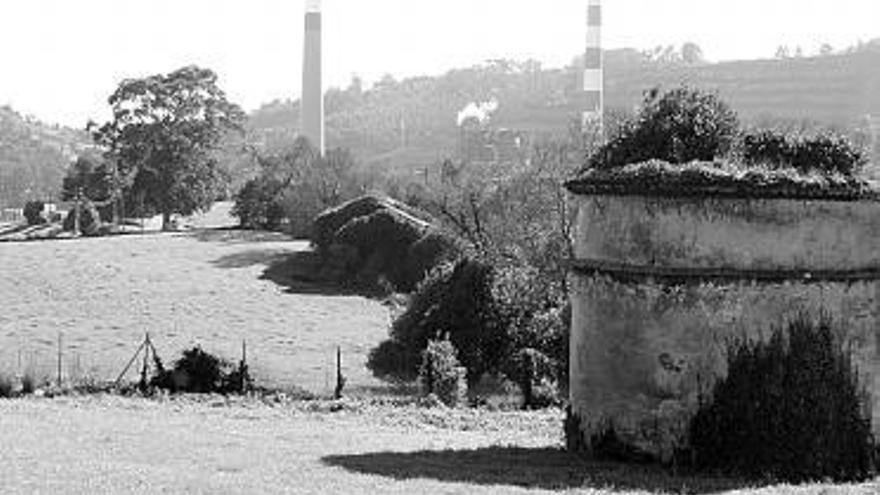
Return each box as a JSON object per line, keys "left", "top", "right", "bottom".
{"left": 569, "top": 193, "right": 880, "bottom": 460}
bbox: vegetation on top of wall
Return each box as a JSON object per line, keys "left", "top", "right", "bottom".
{"left": 586, "top": 86, "right": 740, "bottom": 171}
{"left": 574, "top": 85, "right": 876, "bottom": 200}
{"left": 566, "top": 159, "right": 879, "bottom": 201}
{"left": 738, "top": 129, "right": 867, "bottom": 177}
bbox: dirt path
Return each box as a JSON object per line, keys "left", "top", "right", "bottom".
{"left": 0, "top": 228, "right": 390, "bottom": 394}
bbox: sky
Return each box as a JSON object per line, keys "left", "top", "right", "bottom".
{"left": 0, "top": 0, "right": 877, "bottom": 128}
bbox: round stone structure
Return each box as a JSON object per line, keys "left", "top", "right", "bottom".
{"left": 566, "top": 165, "right": 880, "bottom": 460}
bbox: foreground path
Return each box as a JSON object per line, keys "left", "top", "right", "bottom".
{"left": 0, "top": 229, "right": 389, "bottom": 393}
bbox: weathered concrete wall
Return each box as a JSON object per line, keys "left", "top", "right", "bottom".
{"left": 569, "top": 194, "right": 880, "bottom": 460}
{"left": 573, "top": 196, "right": 880, "bottom": 271}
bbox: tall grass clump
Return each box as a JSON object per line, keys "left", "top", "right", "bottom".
{"left": 685, "top": 313, "right": 875, "bottom": 482}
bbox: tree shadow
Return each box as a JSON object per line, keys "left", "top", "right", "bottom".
{"left": 0, "top": 224, "right": 29, "bottom": 237}
{"left": 187, "top": 227, "right": 301, "bottom": 244}
{"left": 258, "top": 251, "right": 369, "bottom": 297}
{"left": 211, "top": 249, "right": 295, "bottom": 269}
{"left": 322, "top": 447, "right": 756, "bottom": 494}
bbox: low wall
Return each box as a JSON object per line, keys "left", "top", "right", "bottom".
{"left": 569, "top": 193, "right": 880, "bottom": 460}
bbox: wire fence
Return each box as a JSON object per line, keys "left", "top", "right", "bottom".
{"left": 0, "top": 332, "right": 384, "bottom": 397}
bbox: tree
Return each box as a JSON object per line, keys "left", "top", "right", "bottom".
{"left": 91, "top": 65, "right": 246, "bottom": 230}
{"left": 681, "top": 42, "right": 705, "bottom": 65}
{"left": 61, "top": 154, "right": 113, "bottom": 203}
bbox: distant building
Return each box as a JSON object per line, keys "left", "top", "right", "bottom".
{"left": 458, "top": 117, "right": 526, "bottom": 166}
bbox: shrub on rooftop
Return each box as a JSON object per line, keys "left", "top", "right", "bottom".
{"left": 587, "top": 86, "right": 739, "bottom": 171}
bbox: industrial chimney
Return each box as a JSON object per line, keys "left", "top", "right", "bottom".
{"left": 302, "top": 0, "right": 324, "bottom": 155}
{"left": 582, "top": 0, "right": 603, "bottom": 133}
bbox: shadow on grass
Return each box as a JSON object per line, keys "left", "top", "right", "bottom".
{"left": 188, "top": 227, "right": 300, "bottom": 244}
{"left": 322, "top": 447, "right": 754, "bottom": 494}
{"left": 0, "top": 223, "right": 30, "bottom": 237}
{"left": 212, "top": 249, "right": 296, "bottom": 269}
{"left": 258, "top": 252, "right": 369, "bottom": 297}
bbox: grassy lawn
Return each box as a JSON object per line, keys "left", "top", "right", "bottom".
{"left": 0, "top": 208, "right": 390, "bottom": 394}
{"left": 1, "top": 395, "right": 878, "bottom": 494}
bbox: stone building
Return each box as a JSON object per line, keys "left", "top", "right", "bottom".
{"left": 566, "top": 162, "right": 880, "bottom": 460}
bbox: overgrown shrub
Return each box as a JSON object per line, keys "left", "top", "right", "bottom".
{"left": 684, "top": 313, "right": 875, "bottom": 482}
{"left": 0, "top": 373, "right": 13, "bottom": 398}
{"left": 333, "top": 208, "right": 426, "bottom": 291}
{"left": 62, "top": 201, "right": 105, "bottom": 236}
{"left": 23, "top": 201, "right": 46, "bottom": 226}
{"left": 367, "top": 340, "right": 422, "bottom": 383}
{"left": 20, "top": 371, "right": 36, "bottom": 395}
{"left": 231, "top": 175, "right": 286, "bottom": 230}
{"left": 312, "top": 195, "right": 390, "bottom": 255}
{"left": 493, "top": 263, "right": 570, "bottom": 400}
{"left": 588, "top": 86, "right": 739, "bottom": 170}
{"left": 419, "top": 337, "right": 468, "bottom": 407}
{"left": 368, "top": 257, "right": 570, "bottom": 407}
{"left": 739, "top": 129, "right": 865, "bottom": 177}
{"left": 312, "top": 195, "right": 454, "bottom": 292}
{"left": 367, "top": 258, "right": 503, "bottom": 384}
{"left": 151, "top": 346, "right": 250, "bottom": 394}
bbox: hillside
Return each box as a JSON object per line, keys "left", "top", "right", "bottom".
{"left": 0, "top": 106, "right": 91, "bottom": 209}
{"left": 249, "top": 47, "right": 880, "bottom": 176}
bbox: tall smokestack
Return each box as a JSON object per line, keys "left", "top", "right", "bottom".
{"left": 302, "top": 0, "right": 324, "bottom": 155}
{"left": 582, "top": 0, "right": 603, "bottom": 133}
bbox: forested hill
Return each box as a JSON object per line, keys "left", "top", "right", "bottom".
{"left": 0, "top": 106, "right": 91, "bottom": 208}
{"left": 250, "top": 44, "right": 880, "bottom": 175}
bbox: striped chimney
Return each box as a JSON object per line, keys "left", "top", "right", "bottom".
{"left": 582, "top": 0, "right": 603, "bottom": 132}
{"left": 302, "top": 0, "right": 324, "bottom": 155}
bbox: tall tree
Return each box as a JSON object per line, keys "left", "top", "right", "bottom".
{"left": 92, "top": 65, "right": 245, "bottom": 229}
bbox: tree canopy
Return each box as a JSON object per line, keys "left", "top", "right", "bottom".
{"left": 91, "top": 65, "right": 245, "bottom": 229}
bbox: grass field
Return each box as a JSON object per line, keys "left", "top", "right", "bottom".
{"left": 0, "top": 204, "right": 391, "bottom": 394}
{"left": 2, "top": 395, "right": 879, "bottom": 495}
{"left": 4, "top": 204, "right": 880, "bottom": 494}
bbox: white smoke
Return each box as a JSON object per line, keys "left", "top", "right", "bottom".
{"left": 456, "top": 98, "right": 499, "bottom": 126}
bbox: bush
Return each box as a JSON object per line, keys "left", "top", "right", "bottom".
{"left": 20, "top": 371, "right": 36, "bottom": 395}
{"left": 312, "top": 195, "right": 387, "bottom": 255}
{"left": 367, "top": 258, "right": 503, "bottom": 384}
{"left": 62, "top": 201, "right": 105, "bottom": 236}
{"left": 151, "top": 346, "right": 250, "bottom": 394}
{"left": 0, "top": 373, "right": 13, "bottom": 398}
{"left": 684, "top": 313, "right": 875, "bottom": 482}
{"left": 493, "top": 264, "right": 569, "bottom": 396}
{"left": 231, "top": 176, "right": 286, "bottom": 230}
{"left": 589, "top": 86, "right": 739, "bottom": 170}
{"left": 367, "top": 340, "right": 422, "bottom": 383}
{"left": 333, "top": 208, "right": 426, "bottom": 291}
{"left": 419, "top": 337, "right": 468, "bottom": 407}
{"left": 312, "top": 195, "right": 453, "bottom": 292}
{"left": 23, "top": 201, "right": 46, "bottom": 226}
{"left": 740, "top": 129, "right": 865, "bottom": 177}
